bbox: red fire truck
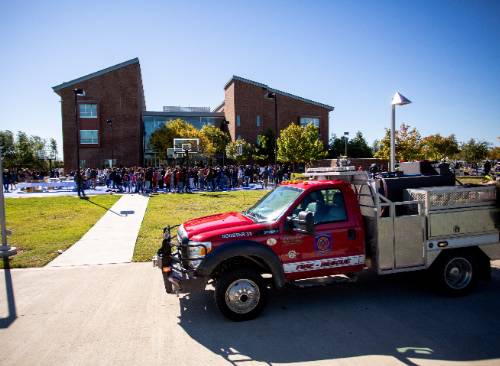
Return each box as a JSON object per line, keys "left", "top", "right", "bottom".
{"left": 154, "top": 168, "right": 500, "bottom": 321}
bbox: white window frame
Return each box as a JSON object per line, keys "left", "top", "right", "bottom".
{"left": 80, "top": 130, "right": 99, "bottom": 144}
{"left": 79, "top": 103, "right": 98, "bottom": 118}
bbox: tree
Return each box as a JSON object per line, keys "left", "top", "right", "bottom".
{"left": 421, "top": 134, "right": 459, "bottom": 161}
{"left": 49, "top": 138, "right": 58, "bottom": 159}
{"left": 459, "top": 138, "right": 490, "bottom": 164}
{"left": 200, "top": 124, "right": 230, "bottom": 157}
{"left": 0, "top": 130, "right": 16, "bottom": 168}
{"left": 226, "top": 139, "right": 253, "bottom": 164}
{"left": 488, "top": 147, "right": 500, "bottom": 160}
{"left": 277, "top": 123, "right": 327, "bottom": 165}
{"left": 374, "top": 123, "right": 423, "bottom": 161}
{"left": 253, "top": 128, "right": 275, "bottom": 162}
{"left": 328, "top": 131, "right": 373, "bottom": 158}
{"left": 0, "top": 130, "right": 55, "bottom": 170}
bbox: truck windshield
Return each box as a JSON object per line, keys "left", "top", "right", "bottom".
{"left": 244, "top": 186, "right": 303, "bottom": 222}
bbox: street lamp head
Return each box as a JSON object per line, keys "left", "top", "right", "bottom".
{"left": 392, "top": 92, "right": 411, "bottom": 106}
{"left": 74, "top": 88, "right": 86, "bottom": 96}
{"left": 344, "top": 131, "right": 349, "bottom": 136}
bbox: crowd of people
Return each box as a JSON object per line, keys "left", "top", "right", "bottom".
{"left": 2, "top": 168, "right": 62, "bottom": 192}
{"left": 73, "top": 164, "right": 292, "bottom": 196}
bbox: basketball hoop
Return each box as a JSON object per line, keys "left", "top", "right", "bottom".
{"left": 173, "top": 138, "right": 200, "bottom": 166}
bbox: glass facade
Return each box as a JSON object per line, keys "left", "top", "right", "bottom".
{"left": 143, "top": 114, "right": 225, "bottom": 165}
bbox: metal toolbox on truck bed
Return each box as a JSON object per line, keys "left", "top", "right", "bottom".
{"left": 405, "top": 185, "right": 499, "bottom": 239}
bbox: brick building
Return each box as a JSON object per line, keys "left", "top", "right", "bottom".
{"left": 53, "top": 58, "right": 333, "bottom": 170}
{"left": 217, "top": 76, "right": 332, "bottom": 146}
{"left": 53, "top": 58, "right": 145, "bottom": 171}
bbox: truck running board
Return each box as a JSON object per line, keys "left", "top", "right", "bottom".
{"left": 290, "top": 274, "right": 358, "bottom": 288}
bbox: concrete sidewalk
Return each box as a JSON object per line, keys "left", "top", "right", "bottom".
{"left": 1, "top": 263, "right": 500, "bottom": 366}
{"left": 46, "top": 194, "right": 149, "bottom": 267}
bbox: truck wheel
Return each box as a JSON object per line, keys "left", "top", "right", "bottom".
{"left": 215, "top": 268, "right": 268, "bottom": 321}
{"left": 433, "top": 252, "right": 478, "bottom": 296}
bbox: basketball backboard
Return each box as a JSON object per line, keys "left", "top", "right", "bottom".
{"left": 173, "top": 138, "right": 200, "bottom": 153}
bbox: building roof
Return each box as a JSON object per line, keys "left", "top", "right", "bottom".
{"left": 213, "top": 102, "right": 225, "bottom": 112}
{"left": 224, "top": 75, "right": 334, "bottom": 111}
{"left": 52, "top": 58, "right": 140, "bottom": 92}
{"left": 144, "top": 111, "right": 225, "bottom": 118}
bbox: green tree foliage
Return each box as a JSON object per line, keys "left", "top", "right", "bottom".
{"left": 420, "top": 134, "right": 459, "bottom": 161}
{"left": 488, "top": 147, "right": 500, "bottom": 160}
{"left": 328, "top": 131, "right": 373, "bottom": 158}
{"left": 49, "top": 138, "right": 58, "bottom": 159}
{"left": 459, "top": 138, "right": 490, "bottom": 164}
{"left": 149, "top": 118, "right": 214, "bottom": 158}
{"left": 277, "top": 123, "right": 327, "bottom": 165}
{"left": 0, "top": 130, "right": 16, "bottom": 166}
{"left": 253, "top": 128, "right": 275, "bottom": 162}
{"left": 200, "top": 124, "right": 230, "bottom": 156}
{"left": 0, "top": 130, "right": 53, "bottom": 169}
{"left": 226, "top": 139, "right": 253, "bottom": 164}
{"left": 374, "top": 123, "right": 423, "bottom": 161}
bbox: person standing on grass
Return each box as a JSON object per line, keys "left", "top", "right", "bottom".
{"left": 9, "top": 169, "right": 17, "bottom": 191}
{"left": 3, "top": 169, "right": 10, "bottom": 193}
{"left": 75, "top": 170, "right": 86, "bottom": 199}
{"left": 123, "top": 170, "right": 130, "bottom": 193}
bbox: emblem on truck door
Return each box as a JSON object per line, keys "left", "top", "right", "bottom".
{"left": 314, "top": 233, "right": 332, "bottom": 255}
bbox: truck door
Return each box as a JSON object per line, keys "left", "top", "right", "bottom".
{"left": 281, "top": 188, "right": 365, "bottom": 280}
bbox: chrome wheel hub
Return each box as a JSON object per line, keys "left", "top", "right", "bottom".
{"left": 225, "top": 279, "right": 260, "bottom": 314}
{"left": 444, "top": 257, "right": 473, "bottom": 290}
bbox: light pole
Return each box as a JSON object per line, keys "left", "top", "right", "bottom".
{"left": 0, "top": 147, "right": 16, "bottom": 257}
{"left": 343, "top": 131, "right": 349, "bottom": 157}
{"left": 390, "top": 92, "right": 411, "bottom": 172}
{"left": 265, "top": 91, "right": 278, "bottom": 165}
{"left": 73, "top": 88, "right": 86, "bottom": 194}
{"left": 106, "top": 119, "right": 113, "bottom": 167}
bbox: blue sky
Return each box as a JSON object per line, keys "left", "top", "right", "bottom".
{"left": 1, "top": 0, "right": 499, "bottom": 154}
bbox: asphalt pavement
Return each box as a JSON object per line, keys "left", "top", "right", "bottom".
{"left": 0, "top": 261, "right": 499, "bottom": 366}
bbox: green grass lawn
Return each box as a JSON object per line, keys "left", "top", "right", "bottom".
{"left": 456, "top": 176, "right": 488, "bottom": 185}
{"left": 133, "top": 190, "right": 268, "bottom": 262}
{"left": 3, "top": 195, "right": 120, "bottom": 268}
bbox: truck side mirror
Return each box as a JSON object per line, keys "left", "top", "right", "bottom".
{"left": 292, "top": 211, "right": 314, "bottom": 234}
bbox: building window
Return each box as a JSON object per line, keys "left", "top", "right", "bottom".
{"left": 300, "top": 117, "right": 320, "bottom": 128}
{"left": 256, "top": 115, "right": 261, "bottom": 127}
{"left": 79, "top": 104, "right": 97, "bottom": 118}
{"left": 80, "top": 130, "right": 99, "bottom": 144}
{"left": 236, "top": 115, "right": 241, "bottom": 127}
{"left": 237, "top": 134, "right": 241, "bottom": 140}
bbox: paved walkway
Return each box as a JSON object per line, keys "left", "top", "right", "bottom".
{"left": 1, "top": 262, "right": 500, "bottom": 365}
{"left": 46, "top": 194, "right": 149, "bottom": 267}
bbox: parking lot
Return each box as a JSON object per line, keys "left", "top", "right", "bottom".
{"left": 1, "top": 261, "right": 499, "bottom": 366}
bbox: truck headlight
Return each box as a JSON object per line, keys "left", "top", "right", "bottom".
{"left": 186, "top": 241, "right": 212, "bottom": 259}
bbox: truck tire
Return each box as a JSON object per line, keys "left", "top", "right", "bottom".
{"left": 215, "top": 268, "right": 268, "bottom": 321}
{"left": 432, "top": 251, "right": 478, "bottom": 296}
